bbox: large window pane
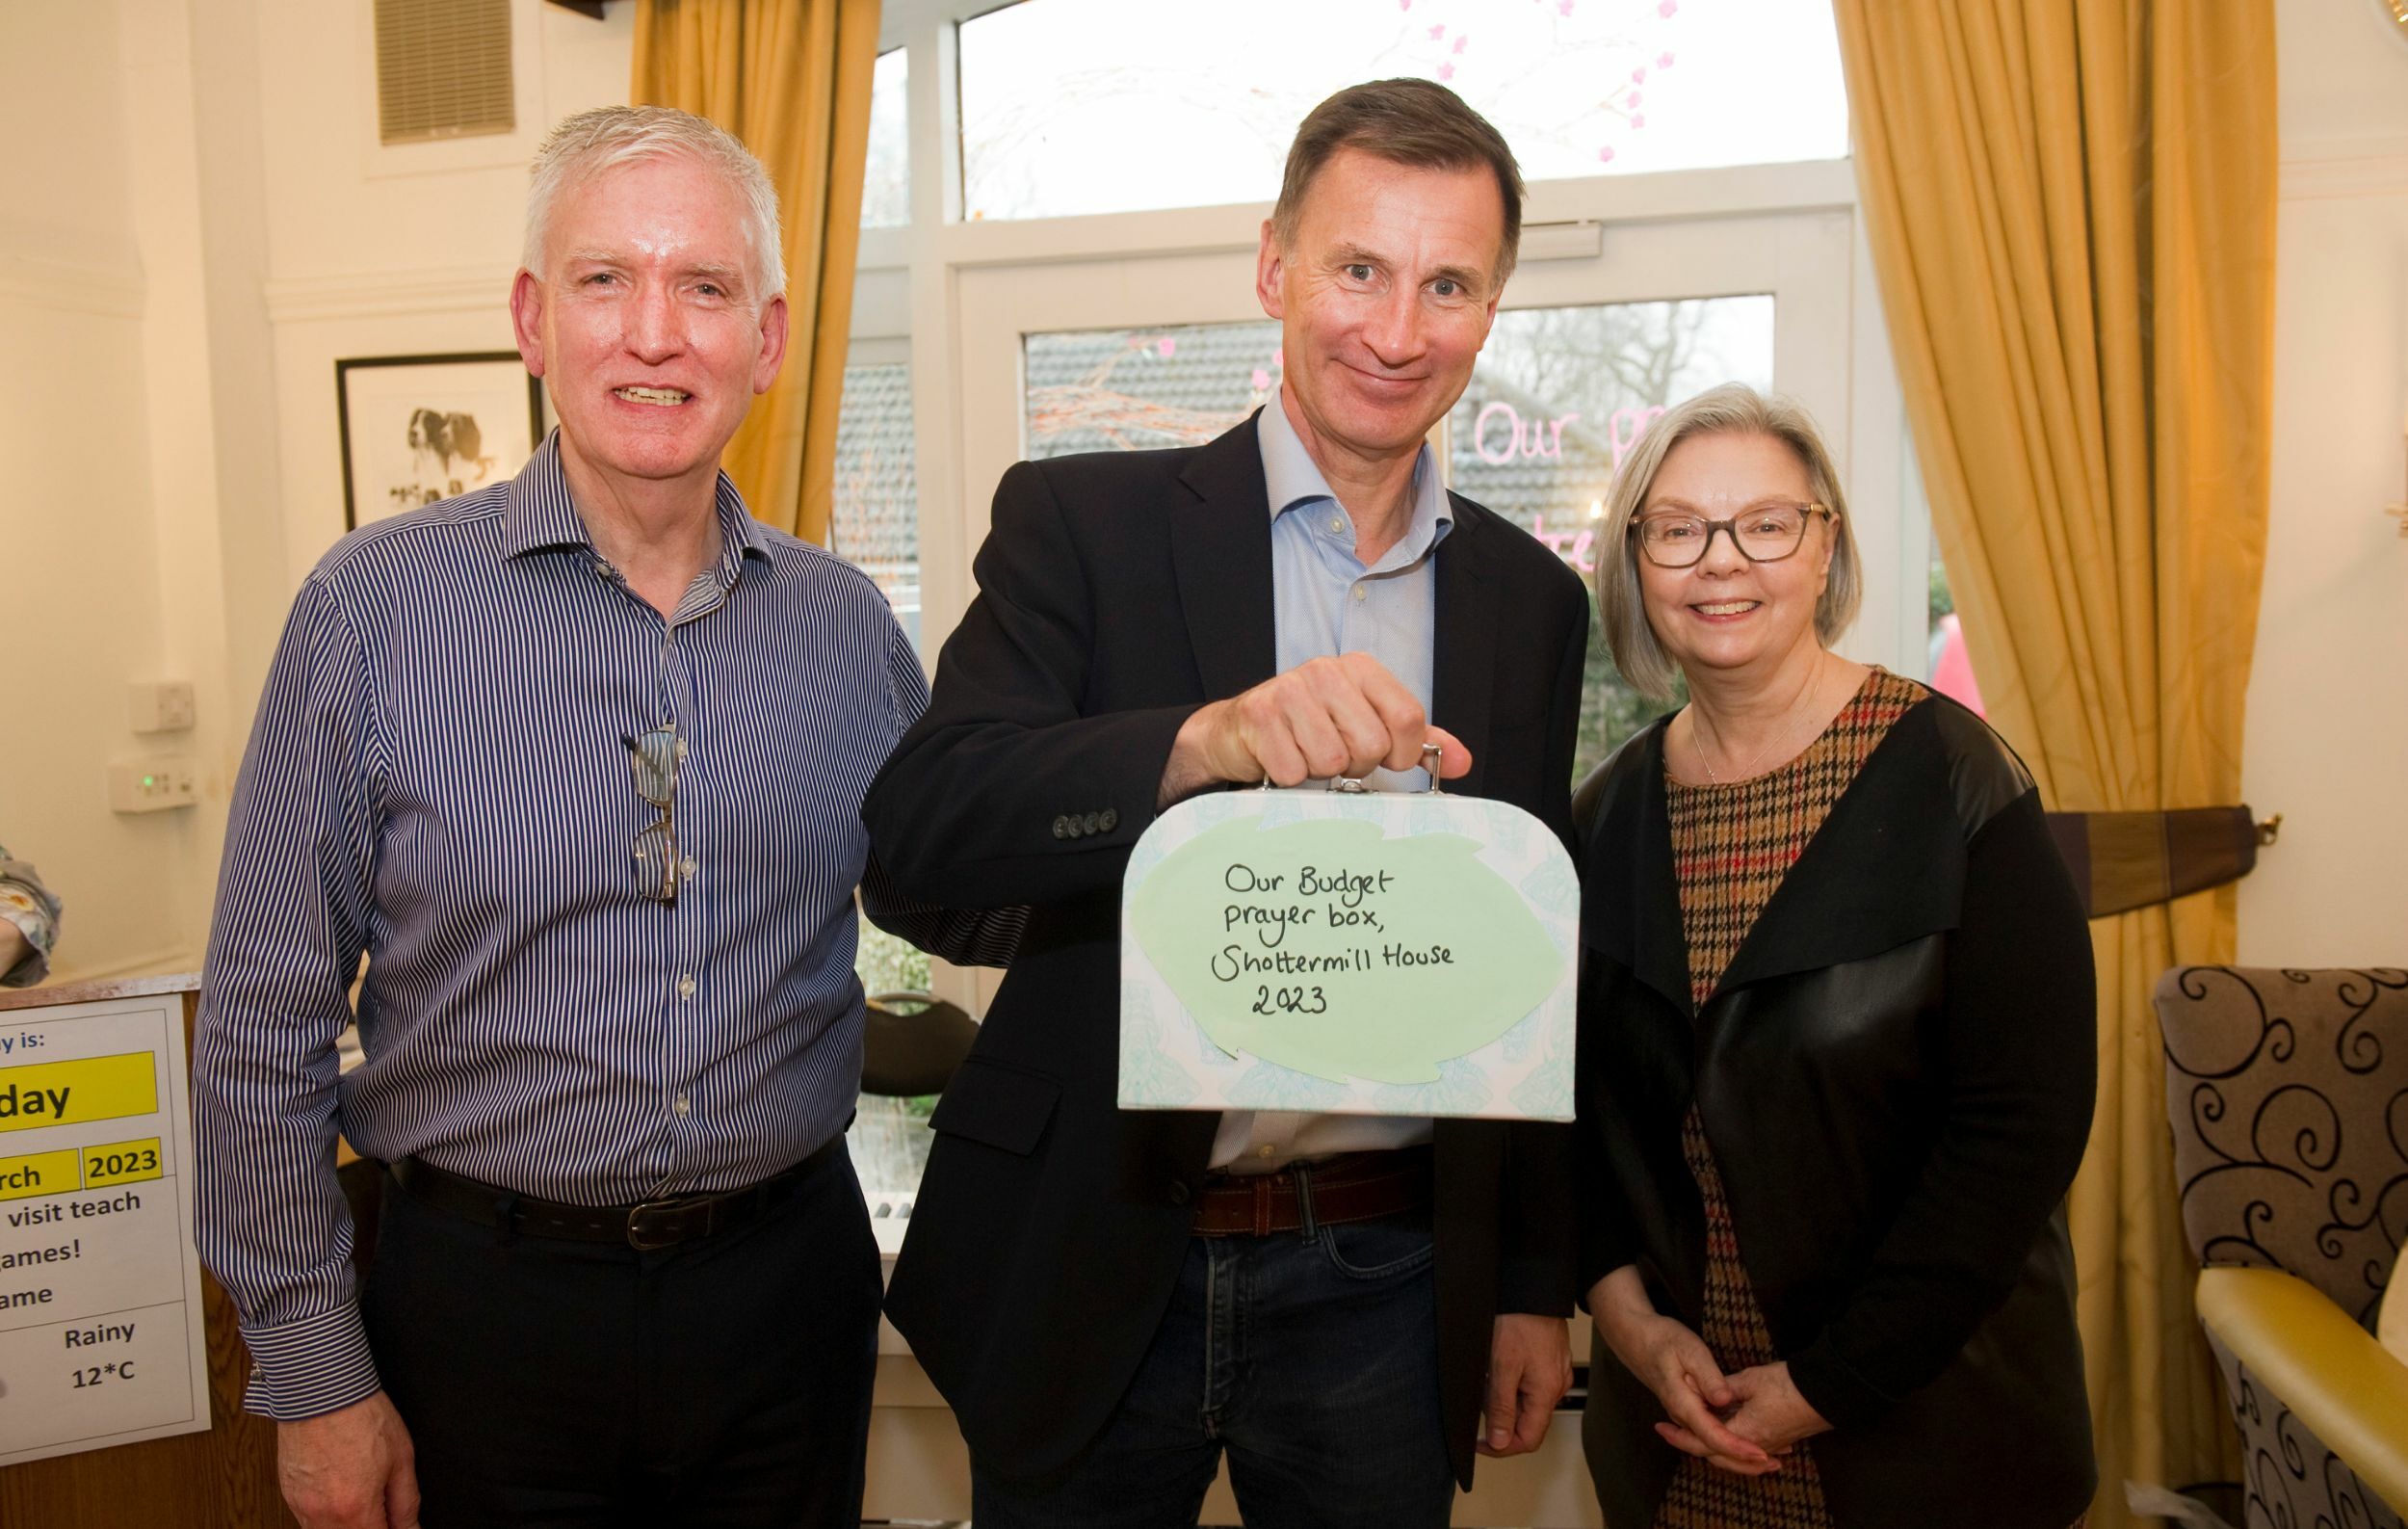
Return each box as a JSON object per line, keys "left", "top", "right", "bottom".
{"left": 1024, "top": 320, "right": 1282, "bottom": 460}
{"left": 835, "top": 351, "right": 934, "bottom": 1215}
{"left": 1928, "top": 549, "right": 1984, "bottom": 714}
{"left": 1447, "top": 297, "right": 1775, "bottom": 778}
{"left": 861, "top": 48, "right": 909, "bottom": 229}
{"left": 829, "top": 360, "right": 922, "bottom": 649}
{"left": 845, "top": 927, "right": 934, "bottom": 1223}
{"left": 962, "top": 0, "right": 1847, "bottom": 223}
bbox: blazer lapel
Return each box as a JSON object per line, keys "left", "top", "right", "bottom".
{"left": 1172, "top": 413, "right": 1278, "bottom": 701}
{"left": 1630, "top": 730, "right": 1695, "bottom": 1017}
{"left": 1432, "top": 494, "right": 1503, "bottom": 797}
{"left": 1584, "top": 720, "right": 1696, "bottom": 1017}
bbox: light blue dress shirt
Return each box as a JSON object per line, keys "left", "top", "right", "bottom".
{"left": 1261, "top": 394, "right": 1453, "bottom": 793}
{"left": 1211, "top": 395, "right": 1453, "bottom": 1171}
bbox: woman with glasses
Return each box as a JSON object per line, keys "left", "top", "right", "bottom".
{"left": 1571, "top": 384, "right": 2097, "bottom": 1529}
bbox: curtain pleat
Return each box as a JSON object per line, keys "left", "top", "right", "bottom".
{"left": 631, "top": 0, "right": 878, "bottom": 543}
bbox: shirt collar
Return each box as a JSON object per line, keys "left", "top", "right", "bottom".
{"left": 1255, "top": 392, "right": 1452, "bottom": 567}
{"left": 502, "top": 430, "right": 774, "bottom": 583}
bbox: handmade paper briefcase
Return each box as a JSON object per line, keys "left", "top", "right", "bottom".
{"left": 1118, "top": 776, "right": 1579, "bottom": 1121}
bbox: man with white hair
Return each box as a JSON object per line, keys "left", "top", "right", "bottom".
{"left": 195, "top": 105, "right": 1010, "bottom": 1529}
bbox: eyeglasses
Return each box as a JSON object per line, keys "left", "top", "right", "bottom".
{"left": 1630, "top": 502, "right": 1834, "bottom": 567}
{"left": 625, "top": 723, "right": 684, "bottom": 905}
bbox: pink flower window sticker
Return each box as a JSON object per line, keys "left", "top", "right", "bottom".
{"left": 1408, "top": 0, "right": 1682, "bottom": 116}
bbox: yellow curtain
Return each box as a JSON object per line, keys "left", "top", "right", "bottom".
{"left": 1831, "top": 3, "right": 2274, "bottom": 1522}
{"left": 632, "top": 0, "right": 880, "bottom": 543}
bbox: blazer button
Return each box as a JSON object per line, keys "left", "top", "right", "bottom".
{"left": 1099, "top": 807, "right": 1119, "bottom": 831}
{"left": 1082, "top": 811, "right": 1101, "bottom": 835}
{"left": 1051, "top": 815, "right": 1070, "bottom": 839}
{"left": 1166, "top": 1179, "right": 1192, "bottom": 1206}
{"left": 1066, "top": 816, "right": 1085, "bottom": 838}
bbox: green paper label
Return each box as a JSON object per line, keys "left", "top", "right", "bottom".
{"left": 1122, "top": 798, "right": 1573, "bottom": 1104}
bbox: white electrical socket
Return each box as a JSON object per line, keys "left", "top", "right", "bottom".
{"left": 128, "top": 680, "right": 196, "bottom": 734}
{"left": 108, "top": 756, "right": 198, "bottom": 814}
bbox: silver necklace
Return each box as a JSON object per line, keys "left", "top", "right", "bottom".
{"left": 1692, "top": 657, "right": 1827, "bottom": 785}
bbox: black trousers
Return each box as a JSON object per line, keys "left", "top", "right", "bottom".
{"left": 362, "top": 1143, "right": 881, "bottom": 1529}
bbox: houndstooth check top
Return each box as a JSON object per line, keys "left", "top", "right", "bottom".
{"left": 1653, "top": 668, "right": 1924, "bottom": 1529}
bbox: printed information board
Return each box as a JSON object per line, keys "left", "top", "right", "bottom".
{"left": 1120, "top": 788, "right": 1578, "bottom": 1120}
{"left": 0, "top": 991, "right": 213, "bottom": 1466}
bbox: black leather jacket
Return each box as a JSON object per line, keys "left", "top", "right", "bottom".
{"left": 1574, "top": 693, "right": 2098, "bottom": 1529}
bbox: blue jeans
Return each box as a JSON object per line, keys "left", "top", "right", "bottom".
{"left": 970, "top": 1214, "right": 1454, "bottom": 1529}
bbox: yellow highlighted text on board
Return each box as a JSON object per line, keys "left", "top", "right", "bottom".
{"left": 81, "top": 1138, "right": 165, "bottom": 1189}
{"left": 0, "top": 1053, "right": 157, "bottom": 1133}
{"left": 0, "top": 1149, "right": 83, "bottom": 1201}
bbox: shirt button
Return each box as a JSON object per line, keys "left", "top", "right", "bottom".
{"left": 1257, "top": 1144, "right": 1275, "bottom": 1158}
{"left": 1352, "top": 586, "right": 1368, "bottom": 603}
{"left": 680, "top": 856, "right": 697, "bottom": 880}
{"left": 672, "top": 1092, "right": 691, "bottom": 1117}
{"left": 593, "top": 560, "right": 611, "bottom": 578}
{"left": 677, "top": 975, "right": 696, "bottom": 999}
{"left": 1327, "top": 515, "right": 1345, "bottom": 535}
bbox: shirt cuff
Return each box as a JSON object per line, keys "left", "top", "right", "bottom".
{"left": 238, "top": 1303, "right": 382, "bottom": 1420}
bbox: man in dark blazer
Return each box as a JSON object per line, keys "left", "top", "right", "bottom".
{"left": 863, "top": 79, "right": 1589, "bottom": 1528}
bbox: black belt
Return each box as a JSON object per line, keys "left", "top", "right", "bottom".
{"left": 387, "top": 1135, "right": 841, "bottom": 1251}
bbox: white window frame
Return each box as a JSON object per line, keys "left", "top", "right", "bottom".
{"left": 858, "top": 0, "right": 1927, "bottom": 1012}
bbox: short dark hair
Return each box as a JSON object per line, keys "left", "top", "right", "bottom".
{"left": 1270, "top": 78, "right": 1526, "bottom": 290}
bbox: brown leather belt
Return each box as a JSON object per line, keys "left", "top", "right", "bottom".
{"left": 388, "top": 1134, "right": 840, "bottom": 1251}
{"left": 1191, "top": 1147, "right": 1433, "bottom": 1237}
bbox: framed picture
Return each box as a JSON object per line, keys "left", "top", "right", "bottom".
{"left": 336, "top": 352, "right": 546, "bottom": 529}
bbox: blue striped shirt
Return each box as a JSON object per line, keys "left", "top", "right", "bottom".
{"left": 195, "top": 435, "right": 1013, "bottom": 1420}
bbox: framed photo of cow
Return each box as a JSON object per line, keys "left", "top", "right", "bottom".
{"left": 336, "top": 352, "right": 547, "bottom": 529}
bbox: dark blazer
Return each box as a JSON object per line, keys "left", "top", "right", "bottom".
{"left": 863, "top": 413, "right": 1590, "bottom": 1488}
{"left": 1572, "top": 693, "right": 2098, "bottom": 1529}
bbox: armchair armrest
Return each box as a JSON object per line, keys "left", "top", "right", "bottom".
{"left": 2195, "top": 1265, "right": 2408, "bottom": 1510}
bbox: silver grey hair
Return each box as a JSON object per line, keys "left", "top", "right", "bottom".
{"left": 523, "top": 105, "right": 786, "bottom": 300}
{"left": 1594, "top": 382, "right": 1864, "bottom": 700}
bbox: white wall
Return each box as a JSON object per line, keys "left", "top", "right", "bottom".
{"left": 0, "top": 2, "right": 202, "bottom": 982}
{"left": 2236, "top": 1, "right": 2408, "bottom": 964}
{"left": 0, "top": 0, "right": 633, "bottom": 983}
{"left": 257, "top": 0, "right": 633, "bottom": 593}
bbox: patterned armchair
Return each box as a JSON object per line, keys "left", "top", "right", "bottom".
{"left": 2156, "top": 966, "right": 2408, "bottom": 1528}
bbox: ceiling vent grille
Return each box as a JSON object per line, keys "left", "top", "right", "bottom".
{"left": 375, "top": 0, "right": 514, "bottom": 145}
